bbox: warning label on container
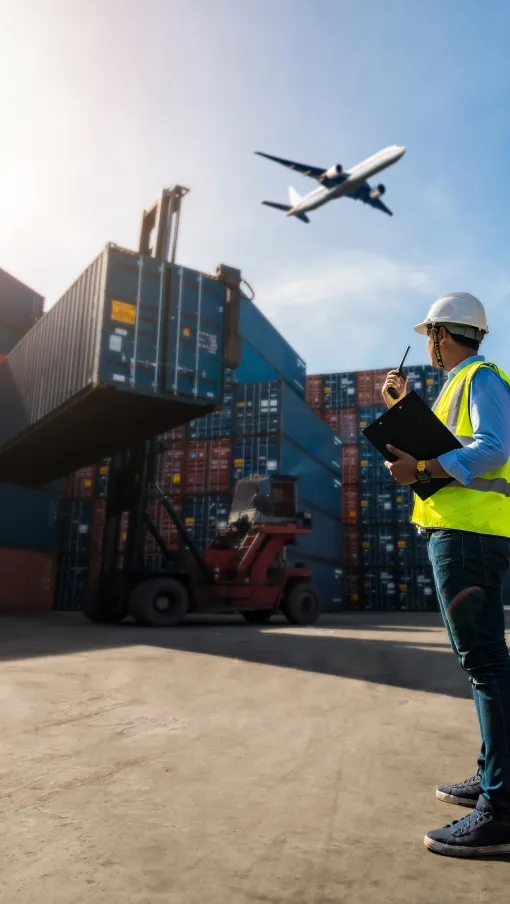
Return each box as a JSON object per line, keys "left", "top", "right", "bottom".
{"left": 198, "top": 331, "right": 218, "bottom": 354}
{"left": 111, "top": 300, "right": 136, "bottom": 325}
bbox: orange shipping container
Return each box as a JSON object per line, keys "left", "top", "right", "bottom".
{"left": 0, "top": 548, "right": 55, "bottom": 612}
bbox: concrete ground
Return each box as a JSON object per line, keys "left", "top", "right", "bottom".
{"left": 1, "top": 611, "right": 510, "bottom": 903}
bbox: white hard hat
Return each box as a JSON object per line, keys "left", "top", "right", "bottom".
{"left": 414, "top": 292, "right": 489, "bottom": 339}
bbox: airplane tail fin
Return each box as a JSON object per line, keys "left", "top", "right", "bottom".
{"left": 288, "top": 185, "right": 303, "bottom": 207}
{"left": 262, "top": 200, "right": 310, "bottom": 224}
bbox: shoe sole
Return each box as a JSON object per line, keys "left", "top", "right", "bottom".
{"left": 424, "top": 835, "right": 510, "bottom": 857}
{"left": 436, "top": 790, "right": 479, "bottom": 808}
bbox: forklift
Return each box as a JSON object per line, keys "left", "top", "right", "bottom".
{"left": 83, "top": 187, "right": 321, "bottom": 628}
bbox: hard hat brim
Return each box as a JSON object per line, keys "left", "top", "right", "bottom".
{"left": 414, "top": 322, "right": 429, "bottom": 335}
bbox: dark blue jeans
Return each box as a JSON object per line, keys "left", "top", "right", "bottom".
{"left": 428, "top": 529, "right": 510, "bottom": 819}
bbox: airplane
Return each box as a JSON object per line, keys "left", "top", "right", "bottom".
{"left": 256, "top": 145, "right": 406, "bottom": 222}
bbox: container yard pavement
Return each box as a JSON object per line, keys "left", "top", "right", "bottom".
{"left": 1, "top": 612, "right": 509, "bottom": 903}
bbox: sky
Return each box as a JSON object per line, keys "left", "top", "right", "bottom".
{"left": 1, "top": 0, "right": 510, "bottom": 374}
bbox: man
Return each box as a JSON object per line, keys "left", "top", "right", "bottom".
{"left": 382, "top": 292, "right": 510, "bottom": 858}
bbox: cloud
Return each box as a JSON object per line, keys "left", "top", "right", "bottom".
{"left": 253, "top": 251, "right": 441, "bottom": 373}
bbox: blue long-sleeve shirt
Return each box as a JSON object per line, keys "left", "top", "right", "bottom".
{"left": 438, "top": 355, "right": 510, "bottom": 486}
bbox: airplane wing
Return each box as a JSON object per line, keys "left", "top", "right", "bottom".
{"left": 350, "top": 182, "right": 393, "bottom": 216}
{"left": 255, "top": 151, "right": 326, "bottom": 182}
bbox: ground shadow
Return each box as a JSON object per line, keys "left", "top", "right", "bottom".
{"left": 2, "top": 609, "right": 506, "bottom": 700}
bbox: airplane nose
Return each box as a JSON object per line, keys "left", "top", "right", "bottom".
{"left": 397, "top": 146, "right": 406, "bottom": 157}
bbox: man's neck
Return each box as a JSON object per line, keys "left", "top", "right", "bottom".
{"left": 445, "top": 351, "right": 480, "bottom": 373}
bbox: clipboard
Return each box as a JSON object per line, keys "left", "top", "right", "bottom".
{"left": 361, "top": 390, "right": 462, "bottom": 500}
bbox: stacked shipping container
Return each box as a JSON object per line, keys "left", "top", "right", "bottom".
{"left": 307, "top": 365, "right": 446, "bottom": 610}
{"left": 0, "top": 269, "right": 57, "bottom": 611}
{"left": 55, "top": 297, "right": 344, "bottom": 612}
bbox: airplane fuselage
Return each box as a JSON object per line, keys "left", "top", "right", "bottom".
{"left": 288, "top": 145, "right": 405, "bottom": 216}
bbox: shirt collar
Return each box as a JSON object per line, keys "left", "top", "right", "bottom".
{"left": 447, "top": 355, "right": 485, "bottom": 382}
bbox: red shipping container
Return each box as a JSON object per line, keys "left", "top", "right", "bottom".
{"left": 208, "top": 438, "right": 233, "bottom": 493}
{"left": 342, "top": 485, "right": 359, "bottom": 524}
{"left": 343, "top": 526, "right": 361, "bottom": 568}
{"left": 321, "top": 409, "right": 339, "bottom": 433}
{"left": 339, "top": 408, "right": 358, "bottom": 444}
{"left": 145, "top": 498, "right": 182, "bottom": 554}
{"left": 90, "top": 499, "right": 106, "bottom": 555}
{"left": 356, "top": 369, "right": 390, "bottom": 406}
{"left": 185, "top": 441, "right": 208, "bottom": 492}
{"left": 306, "top": 375, "right": 323, "bottom": 410}
{"left": 61, "top": 465, "right": 96, "bottom": 499}
{"left": 154, "top": 443, "right": 186, "bottom": 496}
{"left": 342, "top": 444, "right": 359, "bottom": 484}
{"left": 0, "top": 548, "right": 56, "bottom": 612}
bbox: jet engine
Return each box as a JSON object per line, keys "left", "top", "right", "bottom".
{"left": 369, "top": 184, "right": 386, "bottom": 199}
{"left": 322, "top": 164, "right": 343, "bottom": 180}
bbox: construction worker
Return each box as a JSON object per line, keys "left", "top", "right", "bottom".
{"left": 382, "top": 292, "right": 510, "bottom": 858}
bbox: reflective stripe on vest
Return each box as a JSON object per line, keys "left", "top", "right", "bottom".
{"left": 412, "top": 361, "right": 510, "bottom": 536}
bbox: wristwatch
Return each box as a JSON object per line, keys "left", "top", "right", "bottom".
{"left": 415, "top": 460, "right": 432, "bottom": 483}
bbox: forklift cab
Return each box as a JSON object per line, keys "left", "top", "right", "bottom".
{"left": 228, "top": 475, "right": 310, "bottom": 528}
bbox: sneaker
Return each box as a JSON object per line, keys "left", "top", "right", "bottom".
{"left": 436, "top": 774, "right": 481, "bottom": 808}
{"left": 424, "top": 807, "right": 510, "bottom": 858}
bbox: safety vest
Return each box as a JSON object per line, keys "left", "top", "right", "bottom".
{"left": 412, "top": 360, "right": 510, "bottom": 537}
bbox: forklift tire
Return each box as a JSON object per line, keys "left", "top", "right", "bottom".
{"left": 242, "top": 610, "right": 273, "bottom": 624}
{"left": 129, "top": 577, "right": 189, "bottom": 627}
{"left": 282, "top": 582, "right": 320, "bottom": 626}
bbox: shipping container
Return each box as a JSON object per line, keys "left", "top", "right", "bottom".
{"left": 343, "top": 570, "right": 362, "bottom": 609}
{"left": 182, "top": 494, "right": 231, "bottom": 549}
{"left": 358, "top": 405, "right": 386, "bottom": 437}
{"left": 0, "top": 483, "right": 57, "bottom": 550}
{"left": 184, "top": 439, "right": 232, "bottom": 493}
{"left": 322, "top": 372, "right": 357, "bottom": 409}
{"left": 356, "top": 369, "right": 388, "bottom": 406}
{"left": 394, "top": 485, "right": 414, "bottom": 522}
{"left": 306, "top": 374, "right": 323, "bottom": 409}
{"left": 0, "top": 267, "right": 44, "bottom": 334}
{"left": 188, "top": 388, "right": 234, "bottom": 439}
{"left": 286, "top": 550, "right": 342, "bottom": 611}
{"left": 0, "top": 320, "right": 25, "bottom": 356}
{"left": 153, "top": 443, "right": 186, "bottom": 495}
{"left": 54, "top": 553, "right": 89, "bottom": 610}
{"left": 0, "top": 548, "right": 55, "bottom": 612}
{"left": 145, "top": 498, "right": 182, "bottom": 554}
{"left": 234, "top": 382, "right": 341, "bottom": 474}
{"left": 60, "top": 466, "right": 97, "bottom": 499}
{"left": 232, "top": 435, "right": 341, "bottom": 518}
{"left": 343, "top": 525, "right": 361, "bottom": 568}
{"left": 363, "top": 568, "right": 398, "bottom": 609}
{"left": 397, "top": 567, "right": 437, "bottom": 610}
{"left": 342, "top": 486, "right": 359, "bottom": 524}
{"left": 0, "top": 247, "right": 239, "bottom": 487}
{"left": 56, "top": 499, "right": 92, "bottom": 554}
{"left": 239, "top": 299, "right": 306, "bottom": 397}
{"left": 291, "top": 508, "right": 342, "bottom": 563}
{"left": 342, "top": 444, "right": 359, "bottom": 484}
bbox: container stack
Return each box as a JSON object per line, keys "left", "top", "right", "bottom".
{"left": 0, "top": 269, "right": 56, "bottom": 611}
{"left": 55, "top": 298, "right": 344, "bottom": 612}
{"left": 307, "top": 365, "right": 445, "bottom": 611}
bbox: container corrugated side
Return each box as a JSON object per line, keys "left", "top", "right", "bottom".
{"left": 234, "top": 382, "right": 341, "bottom": 475}
{"left": 0, "top": 267, "right": 44, "bottom": 334}
{"left": 0, "top": 247, "right": 234, "bottom": 487}
{"left": 239, "top": 298, "right": 306, "bottom": 397}
{"left": 0, "top": 483, "right": 57, "bottom": 550}
{"left": 0, "top": 548, "right": 55, "bottom": 612}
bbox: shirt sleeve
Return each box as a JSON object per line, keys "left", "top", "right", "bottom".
{"left": 438, "top": 367, "right": 510, "bottom": 486}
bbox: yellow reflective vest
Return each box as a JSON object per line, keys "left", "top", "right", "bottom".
{"left": 412, "top": 360, "right": 510, "bottom": 536}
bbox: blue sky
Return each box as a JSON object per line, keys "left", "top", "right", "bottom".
{"left": 2, "top": 0, "right": 510, "bottom": 373}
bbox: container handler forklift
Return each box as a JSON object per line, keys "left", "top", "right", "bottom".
{"left": 82, "top": 187, "right": 321, "bottom": 627}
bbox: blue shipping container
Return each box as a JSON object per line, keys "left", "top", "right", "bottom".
{"left": 56, "top": 499, "right": 92, "bottom": 554}
{"left": 0, "top": 247, "right": 235, "bottom": 487}
{"left": 188, "top": 388, "right": 235, "bottom": 439}
{"left": 322, "top": 372, "right": 357, "bottom": 409}
{"left": 182, "top": 494, "right": 231, "bottom": 549}
{"left": 287, "top": 550, "right": 343, "bottom": 611}
{"left": 239, "top": 299, "right": 306, "bottom": 397}
{"left": 291, "top": 507, "right": 342, "bottom": 563}
{"left": 0, "top": 483, "right": 57, "bottom": 550}
{"left": 234, "top": 382, "right": 342, "bottom": 475}
{"left": 232, "top": 435, "right": 341, "bottom": 518}
{"left": 54, "top": 554, "right": 88, "bottom": 610}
